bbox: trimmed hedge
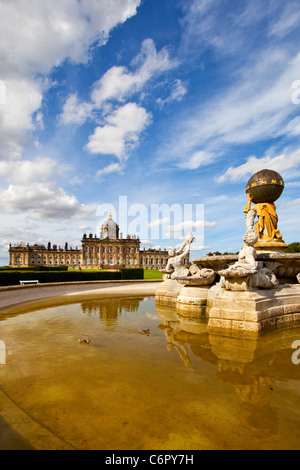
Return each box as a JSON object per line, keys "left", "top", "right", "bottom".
{"left": 0, "top": 270, "right": 121, "bottom": 286}
{"left": 0, "top": 265, "right": 68, "bottom": 271}
{"left": 119, "top": 268, "right": 144, "bottom": 280}
{"left": 0, "top": 268, "right": 144, "bottom": 286}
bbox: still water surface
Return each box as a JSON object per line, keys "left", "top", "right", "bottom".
{"left": 0, "top": 296, "right": 299, "bottom": 450}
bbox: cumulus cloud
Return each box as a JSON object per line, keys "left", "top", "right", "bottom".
{"left": 60, "top": 93, "right": 94, "bottom": 126}
{"left": 0, "top": 0, "right": 142, "bottom": 230}
{"left": 0, "top": 0, "right": 141, "bottom": 75}
{"left": 58, "top": 37, "right": 178, "bottom": 172}
{"left": 0, "top": 183, "right": 97, "bottom": 220}
{"left": 0, "top": 157, "right": 56, "bottom": 185}
{"left": 86, "top": 102, "right": 151, "bottom": 159}
{"left": 0, "top": 0, "right": 141, "bottom": 160}
{"left": 92, "top": 38, "right": 177, "bottom": 105}
{"left": 60, "top": 38, "right": 177, "bottom": 126}
{"left": 216, "top": 148, "right": 300, "bottom": 183}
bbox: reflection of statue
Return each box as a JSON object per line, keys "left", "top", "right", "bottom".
{"left": 244, "top": 194, "right": 283, "bottom": 241}
{"left": 162, "top": 232, "right": 195, "bottom": 280}
{"left": 160, "top": 321, "right": 191, "bottom": 367}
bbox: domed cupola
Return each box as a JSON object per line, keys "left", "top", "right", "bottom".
{"left": 100, "top": 213, "right": 119, "bottom": 239}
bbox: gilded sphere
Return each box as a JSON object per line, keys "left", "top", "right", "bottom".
{"left": 245, "top": 169, "right": 284, "bottom": 204}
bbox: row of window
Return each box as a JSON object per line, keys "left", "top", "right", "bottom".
{"left": 84, "top": 246, "right": 137, "bottom": 254}
{"left": 86, "top": 257, "right": 137, "bottom": 266}
{"left": 14, "top": 255, "right": 168, "bottom": 266}
{"left": 140, "top": 257, "right": 166, "bottom": 265}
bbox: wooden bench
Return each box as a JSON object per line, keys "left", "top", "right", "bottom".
{"left": 19, "top": 280, "right": 40, "bottom": 285}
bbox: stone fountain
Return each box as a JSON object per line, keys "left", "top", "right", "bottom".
{"left": 155, "top": 169, "right": 300, "bottom": 334}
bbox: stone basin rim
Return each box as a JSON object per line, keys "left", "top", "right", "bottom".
{"left": 0, "top": 279, "right": 163, "bottom": 314}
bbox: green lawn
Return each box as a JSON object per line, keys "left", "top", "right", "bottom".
{"left": 143, "top": 269, "right": 163, "bottom": 279}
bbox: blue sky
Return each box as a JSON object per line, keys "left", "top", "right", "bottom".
{"left": 1, "top": 0, "right": 300, "bottom": 265}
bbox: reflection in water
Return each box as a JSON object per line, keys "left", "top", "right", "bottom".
{"left": 159, "top": 322, "right": 191, "bottom": 367}
{"left": 81, "top": 297, "right": 142, "bottom": 327}
{"left": 0, "top": 296, "right": 299, "bottom": 450}
{"left": 156, "top": 301, "right": 300, "bottom": 443}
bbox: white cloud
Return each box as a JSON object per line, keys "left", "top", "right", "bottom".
{"left": 157, "top": 1, "right": 300, "bottom": 172}
{"left": 286, "top": 117, "right": 300, "bottom": 137}
{"left": 177, "top": 150, "right": 214, "bottom": 170}
{"left": 0, "top": 0, "right": 143, "bottom": 260}
{"left": 0, "top": 183, "right": 97, "bottom": 220}
{"left": 0, "top": 0, "right": 141, "bottom": 75}
{"left": 60, "top": 38, "right": 177, "bottom": 126}
{"left": 0, "top": 0, "right": 141, "bottom": 159}
{"left": 281, "top": 198, "right": 300, "bottom": 208}
{"left": 268, "top": 2, "right": 300, "bottom": 38}
{"left": 0, "top": 78, "right": 45, "bottom": 160}
{"left": 0, "top": 157, "right": 96, "bottom": 220}
{"left": 156, "top": 79, "right": 187, "bottom": 108}
{"left": 165, "top": 219, "right": 216, "bottom": 238}
{"left": 60, "top": 93, "right": 93, "bottom": 126}
{"left": 96, "top": 162, "right": 124, "bottom": 178}
{"left": 216, "top": 148, "right": 300, "bottom": 183}
{"left": 159, "top": 47, "right": 300, "bottom": 170}
{"left": 0, "top": 157, "right": 56, "bottom": 185}
{"left": 92, "top": 38, "right": 177, "bottom": 106}
{"left": 58, "top": 38, "right": 179, "bottom": 174}
{"left": 147, "top": 217, "right": 170, "bottom": 228}
{"left": 86, "top": 102, "right": 151, "bottom": 159}
{"left": 180, "top": 0, "right": 273, "bottom": 59}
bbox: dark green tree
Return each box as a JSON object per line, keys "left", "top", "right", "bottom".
{"left": 286, "top": 242, "right": 300, "bottom": 253}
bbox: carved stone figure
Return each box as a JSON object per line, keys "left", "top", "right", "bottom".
{"left": 161, "top": 232, "right": 195, "bottom": 280}
{"left": 219, "top": 230, "right": 279, "bottom": 291}
{"left": 219, "top": 231, "right": 258, "bottom": 278}
{"left": 175, "top": 263, "right": 216, "bottom": 286}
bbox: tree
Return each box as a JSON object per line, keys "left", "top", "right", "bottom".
{"left": 286, "top": 242, "right": 300, "bottom": 253}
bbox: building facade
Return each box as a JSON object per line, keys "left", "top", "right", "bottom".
{"left": 9, "top": 214, "right": 176, "bottom": 270}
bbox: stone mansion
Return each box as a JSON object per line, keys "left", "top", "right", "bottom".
{"left": 9, "top": 214, "right": 187, "bottom": 270}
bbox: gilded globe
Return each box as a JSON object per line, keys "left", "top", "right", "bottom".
{"left": 245, "top": 169, "right": 284, "bottom": 204}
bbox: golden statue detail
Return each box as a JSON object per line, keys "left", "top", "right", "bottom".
{"left": 244, "top": 169, "right": 287, "bottom": 253}
{"left": 244, "top": 193, "right": 283, "bottom": 241}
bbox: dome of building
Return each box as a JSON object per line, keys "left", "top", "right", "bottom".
{"left": 100, "top": 213, "right": 119, "bottom": 239}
